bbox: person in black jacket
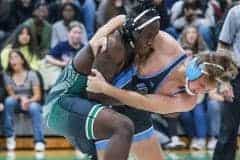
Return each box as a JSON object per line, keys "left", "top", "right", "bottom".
{"left": 0, "top": 64, "right": 6, "bottom": 111}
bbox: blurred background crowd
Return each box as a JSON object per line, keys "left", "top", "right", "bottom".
{"left": 0, "top": 0, "right": 239, "bottom": 153}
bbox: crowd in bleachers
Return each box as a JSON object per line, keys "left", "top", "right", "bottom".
{"left": 0, "top": 0, "right": 239, "bottom": 153}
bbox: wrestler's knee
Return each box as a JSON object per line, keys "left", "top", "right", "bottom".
{"left": 114, "top": 116, "right": 135, "bottom": 140}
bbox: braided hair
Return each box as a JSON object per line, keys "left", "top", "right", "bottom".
{"left": 121, "top": 8, "right": 160, "bottom": 49}
{"left": 119, "top": 7, "right": 160, "bottom": 68}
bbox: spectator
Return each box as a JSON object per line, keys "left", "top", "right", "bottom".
{"left": 179, "top": 26, "right": 209, "bottom": 150}
{"left": 0, "top": 64, "right": 6, "bottom": 112}
{"left": 47, "top": 21, "right": 84, "bottom": 68}
{"left": 10, "top": 0, "right": 36, "bottom": 27}
{"left": 206, "top": 90, "right": 223, "bottom": 150}
{"left": 48, "top": 0, "right": 96, "bottom": 38}
{"left": 41, "top": 21, "right": 85, "bottom": 90}
{"left": 77, "top": 0, "right": 96, "bottom": 39}
{"left": 0, "top": 0, "right": 14, "bottom": 49}
{"left": 179, "top": 25, "right": 208, "bottom": 56}
{"left": 162, "top": 114, "right": 186, "bottom": 149}
{"left": 51, "top": 2, "right": 87, "bottom": 48}
{"left": 48, "top": 0, "right": 81, "bottom": 23}
{"left": 24, "top": 2, "right": 52, "bottom": 58}
{"left": 1, "top": 25, "right": 40, "bottom": 71}
{"left": 213, "top": 4, "right": 240, "bottom": 160}
{"left": 180, "top": 95, "right": 208, "bottom": 150}
{"left": 3, "top": 50, "right": 45, "bottom": 151}
{"left": 167, "top": 0, "right": 215, "bottom": 49}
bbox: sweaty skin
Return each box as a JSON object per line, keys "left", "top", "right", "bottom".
{"left": 87, "top": 31, "right": 200, "bottom": 114}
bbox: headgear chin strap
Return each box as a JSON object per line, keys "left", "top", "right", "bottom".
{"left": 185, "top": 78, "right": 196, "bottom": 96}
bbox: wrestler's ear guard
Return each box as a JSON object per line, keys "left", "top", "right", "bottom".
{"left": 185, "top": 58, "right": 204, "bottom": 81}
{"left": 122, "top": 8, "right": 160, "bottom": 48}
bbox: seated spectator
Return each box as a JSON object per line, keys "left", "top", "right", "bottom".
{"left": 41, "top": 21, "right": 85, "bottom": 90}
{"left": 206, "top": 90, "right": 224, "bottom": 150}
{"left": 180, "top": 94, "right": 208, "bottom": 150}
{"left": 167, "top": 0, "right": 215, "bottom": 49}
{"left": 23, "top": 2, "right": 52, "bottom": 58}
{"left": 3, "top": 50, "right": 45, "bottom": 151}
{"left": 0, "top": 0, "right": 15, "bottom": 49}
{"left": 179, "top": 26, "right": 209, "bottom": 150}
{"left": 47, "top": 21, "right": 84, "bottom": 68}
{"left": 51, "top": 2, "right": 87, "bottom": 48}
{"left": 0, "top": 64, "right": 6, "bottom": 112}
{"left": 162, "top": 114, "right": 186, "bottom": 149}
{"left": 1, "top": 25, "right": 41, "bottom": 71}
{"left": 179, "top": 25, "right": 208, "bottom": 56}
{"left": 10, "top": 0, "right": 36, "bottom": 27}
{"left": 77, "top": 0, "right": 96, "bottom": 39}
{"left": 48, "top": 0, "right": 81, "bottom": 23}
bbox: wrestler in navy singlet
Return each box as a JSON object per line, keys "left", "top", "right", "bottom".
{"left": 113, "top": 54, "right": 187, "bottom": 133}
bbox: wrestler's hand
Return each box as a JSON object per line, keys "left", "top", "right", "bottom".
{"left": 87, "top": 69, "right": 109, "bottom": 93}
{"left": 219, "top": 83, "right": 234, "bottom": 102}
{"left": 89, "top": 36, "right": 107, "bottom": 57}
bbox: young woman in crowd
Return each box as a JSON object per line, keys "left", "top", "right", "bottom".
{"left": 1, "top": 25, "right": 40, "bottom": 71}
{"left": 51, "top": 2, "right": 87, "bottom": 48}
{"left": 3, "top": 50, "right": 44, "bottom": 151}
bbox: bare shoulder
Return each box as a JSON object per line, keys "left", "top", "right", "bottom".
{"left": 160, "top": 31, "right": 183, "bottom": 49}
{"left": 154, "top": 31, "right": 184, "bottom": 55}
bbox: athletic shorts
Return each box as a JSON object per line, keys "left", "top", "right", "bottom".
{"left": 113, "top": 106, "right": 152, "bottom": 133}
{"left": 46, "top": 96, "right": 104, "bottom": 155}
{"left": 95, "top": 126, "right": 154, "bottom": 150}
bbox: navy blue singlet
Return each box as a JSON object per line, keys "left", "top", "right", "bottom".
{"left": 112, "top": 54, "right": 187, "bottom": 133}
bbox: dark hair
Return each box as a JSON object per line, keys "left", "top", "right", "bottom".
{"left": 4, "top": 25, "right": 38, "bottom": 58}
{"left": 6, "top": 50, "right": 31, "bottom": 75}
{"left": 183, "top": 0, "right": 199, "bottom": 10}
{"left": 60, "top": 2, "right": 79, "bottom": 20}
{"left": 34, "top": 1, "right": 48, "bottom": 11}
{"left": 15, "top": 0, "right": 35, "bottom": 9}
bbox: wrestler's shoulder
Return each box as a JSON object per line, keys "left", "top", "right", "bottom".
{"left": 157, "top": 31, "right": 180, "bottom": 44}
{"left": 155, "top": 31, "right": 184, "bottom": 53}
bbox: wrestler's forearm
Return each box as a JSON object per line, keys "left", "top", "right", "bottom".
{"left": 102, "top": 84, "right": 197, "bottom": 114}
{"left": 89, "top": 15, "right": 126, "bottom": 46}
{"left": 87, "top": 92, "right": 122, "bottom": 105}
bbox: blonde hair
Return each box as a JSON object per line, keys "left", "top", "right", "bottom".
{"left": 194, "top": 51, "right": 238, "bottom": 84}
{"left": 68, "top": 21, "right": 84, "bottom": 32}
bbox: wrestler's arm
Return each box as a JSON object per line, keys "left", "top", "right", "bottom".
{"left": 87, "top": 70, "right": 197, "bottom": 114}
{"left": 89, "top": 14, "right": 126, "bottom": 56}
{"left": 74, "top": 14, "right": 126, "bottom": 70}
{"left": 98, "top": 83, "right": 197, "bottom": 114}
{"left": 87, "top": 15, "right": 126, "bottom": 105}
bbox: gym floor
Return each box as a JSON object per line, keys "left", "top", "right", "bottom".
{"left": 1, "top": 150, "right": 239, "bottom": 160}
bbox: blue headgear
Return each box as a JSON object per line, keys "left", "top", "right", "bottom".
{"left": 185, "top": 58, "right": 205, "bottom": 81}
{"left": 185, "top": 57, "right": 225, "bottom": 81}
